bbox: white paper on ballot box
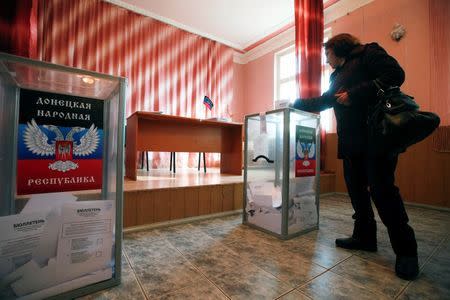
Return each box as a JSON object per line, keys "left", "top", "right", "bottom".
{"left": 247, "top": 181, "right": 282, "bottom": 208}
{"left": 246, "top": 181, "right": 283, "bottom": 234}
{"left": 288, "top": 176, "right": 317, "bottom": 230}
{"left": 21, "top": 192, "right": 77, "bottom": 215}
{"left": 8, "top": 200, "right": 114, "bottom": 297}
{"left": 56, "top": 200, "right": 114, "bottom": 282}
{"left": 290, "top": 194, "right": 318, "bottom": 229}
{"left": 0, "top": 213, "right": 47, "bottom": 279}
{"left": 289, "top": 177, "right": 315, "bottom": 196}
{"left": 23, "top": 192, "right": 78, "bottom": 266}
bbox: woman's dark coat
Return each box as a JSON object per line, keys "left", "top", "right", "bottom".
{"left": 292, "top": 43, "right": 405, "bottom": 158}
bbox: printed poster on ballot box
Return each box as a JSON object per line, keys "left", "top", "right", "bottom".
{"left": 295, "top": 125, "right": 316, "bottom": 177}
{"left": 16, "top": 89, "right": 104, "bottom": 195}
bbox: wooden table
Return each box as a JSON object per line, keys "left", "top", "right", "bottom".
{"left": 125, "top": 112, "right": 243, "bottom": 180}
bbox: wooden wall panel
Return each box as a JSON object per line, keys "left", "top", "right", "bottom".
{"left": 210, "top": 185, "right": 223, "bottom": 213}
{"left": 396, "top": 133, "right": 450, "bottom": 208}
{"left": 184, "top": 187, "right": 199, "bottom": 217}
{"left": 124, "top": 183, "right": 243, "bottom": 228}
{"left": 198, "top": 186, "right": 212, "bottom": 215}
{"left": 136, "top": 191, "right": 154, "bottom": 225}
{"left": 233, "top": 183, "right": 243, "bottom": 210}
{"left": 324, "top": 133, "right": 337, "bottom": 172}
{"left": 170, "top": 189, "right": 185, "bottom": 220}
{"left": 153, "top": 190, "right": 171, "bottom": 222}
{"left": 222, "top": 185, "right": 234, "bottom": 211}
{"left": 123, "top": 192, "right": 137, "bottom": 227}
{"left": 334, "top": 158, "right": 346, "bottom": 193}
{"left": 323, "top": 133, "right": 346, "bottom": 193}
{"left": 326, "top": 131, "right": 450, "bottom": 208}
{"left": 319, "top": 174, "right": 335, "bottom": 194}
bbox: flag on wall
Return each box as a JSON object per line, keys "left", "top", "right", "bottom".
{"left": 203, "top": 96, "right": 214, "bottom": 110}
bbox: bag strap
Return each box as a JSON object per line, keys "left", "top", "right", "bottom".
{"left": 373, "top": 79, "right": 386, "bottom": 97}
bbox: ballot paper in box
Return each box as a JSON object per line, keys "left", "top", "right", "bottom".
{"left": 244, "top": 108, "right": 320, "bottom": 239}
{"left": 245, "top": 181, "right": 283, "bottom": 234}
{"left": 0, "top": 199, "right": 115, "bottom": 299}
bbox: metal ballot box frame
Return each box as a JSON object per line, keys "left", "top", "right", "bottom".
{"left": 243, "top": 108, "right": 320, "bottom": 239}
{"left": 0, "top": 53, "right": 126, "bottom": 299}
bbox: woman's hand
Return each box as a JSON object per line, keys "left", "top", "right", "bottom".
{"left": 335, "top": 91, "right": 350, "bottom": 106}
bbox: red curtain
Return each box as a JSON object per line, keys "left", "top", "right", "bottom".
{"left": 37, "top": 0, "right": 234, "bottom": 169}
{"left": 295, "top": 0, "right": 324, "bottom": 98}
{"left": 0, "top": 0, "right": 38, "bottom": 58}
{"left": 294, "top": 0, "right": 326, "bottom": 170}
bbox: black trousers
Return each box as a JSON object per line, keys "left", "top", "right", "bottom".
{"left": 343, "top": 155, "right": 417, "bottom": 256}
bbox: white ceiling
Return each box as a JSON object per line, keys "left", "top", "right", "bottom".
{"left": 108, "top": 0, "right": 299, "bottom": 51}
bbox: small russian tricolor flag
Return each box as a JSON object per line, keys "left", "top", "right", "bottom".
{"left": 203, "top": 96, "right": 214, "bottom": 110}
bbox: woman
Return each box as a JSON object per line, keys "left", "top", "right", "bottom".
{"left": 292, "top": 33, "right": 419, "bottom": 280}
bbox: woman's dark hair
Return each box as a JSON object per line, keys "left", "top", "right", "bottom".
{"left": 323, "top": 33, "right": 361, "bottom": 58}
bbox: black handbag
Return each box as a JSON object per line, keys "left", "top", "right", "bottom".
{"left": 368, "top": 80, "right": 440, "bottom": 154}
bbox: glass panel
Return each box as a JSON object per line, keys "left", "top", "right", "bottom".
{"left": 3, "top": 61, "right": 118, "bottom": 99}
{"left": 287, "top": 110, "right": 319, "bottom": 235}
{"left": 245, "top": 111, "right": 284, "bottom": 234}
{"left": 0, "top": 62, "right": 17, "bottom": 216}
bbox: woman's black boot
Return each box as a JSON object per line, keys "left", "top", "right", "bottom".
{"left": 335, "top": 236, "right": 377, "bottom": 251}
{"left": 395, "top": 255, "right": 419, "bottom": 280}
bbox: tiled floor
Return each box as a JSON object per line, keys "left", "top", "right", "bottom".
{"left": 81, "top": 194, "right": 450, "bottom": 299}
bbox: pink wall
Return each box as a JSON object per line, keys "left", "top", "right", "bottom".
{"left": 240, "top": 0, "right": 449, "bottom": 126}
{"left": 244, "top": 52, "right": 274, "bottom": 116}
{"left": 232, "top": 63, "right": 245, "bottom": 122}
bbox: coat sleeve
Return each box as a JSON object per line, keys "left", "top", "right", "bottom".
{"left": 291, "top": 91, "right": 335, "bottom": 112}
{"left": 347, "top": 43, "right": 405, "bottom": 106}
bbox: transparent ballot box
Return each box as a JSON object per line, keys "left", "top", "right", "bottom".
{"left": 243, "top": 108, "right": 320, "bottom": 239}
{"left": 0, "top": 53, "right": 126, "bottom": 299}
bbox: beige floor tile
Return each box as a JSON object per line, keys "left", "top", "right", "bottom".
{"left": 298, "top": 270, "right": 389, "bottom": 300}
{"left": 77, "top": 255, "right": 145, "bottom": 300}
{"left": 331, "top": 256, "right": 408, "bottom": 297}
{"left": 130, "top": 255, "right": 203, "bottom": 298}
{"left": 203, "top": 262, "right": 292, "bottom": 300}
{"left": 157, "top": 276, "right": 228, "bottom": 300}
{"left": 277, "top": 289, "right": 311, "bottom": 300}
{"left": 124, "top": 238, "right": 181, "bottom": 264}
{"left": 226, "top": 240, "right": 327, "bottom": 287}
{"left": 283, "top": 237, "right": 352, "bottom": 269}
